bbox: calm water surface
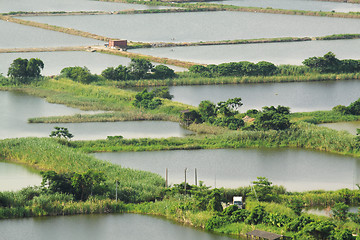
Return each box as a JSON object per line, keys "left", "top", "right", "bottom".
{"left": 93, "top": 148, "right": 360, "bottom": 191}
{"left": 0, "top": 0, "right": 169, "bottom": 13}
{"left": 168, "top": 80, "right": 360, "bottom": 112}
{"left": 319, "top": 121, "right": 360, "bottom": 135}
{"left": 0, "top": 214, "right": 238, "bottom": 240}
{"left": 19, "top": 11, "right": 360, "bottom": 43}
{"left": 0, "top": 91, "right": 192, "bottom": 140}
{"left": 129, "top": 39, "right": 360, "bottom": 65}
{"left": 0, "top": 21, "right": 103, "bottom": 49}
{"left": 0, "top": 51, "right": 186, "bottom": 76}
{"left": 0, "top": 161, "right": 42, "bottom": 191}
{"left": 210, "top": 0, "right": 360, "bottom": 13}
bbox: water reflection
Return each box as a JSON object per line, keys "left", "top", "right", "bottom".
{"left": 0, "top": 91, "right": 192, "bottom": 140}
{"left": 94, "top": 148, "right": 360, "bottom": 191}
{"left": 129, "top": 39, "right": 360, "bottom": 65}
{"left": 0, "top": 214, "right": 239, "bottom": 240}
{"left": 0, "top": 160, "right": 42, "bottom": 191}
{"left": 168, "top": 80, "right": 360, "bottom": 112}
{"left": 19, "top": 11, "right": 360, "bottom": 43}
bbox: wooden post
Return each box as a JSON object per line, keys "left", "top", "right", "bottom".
{"left": 115, "top": 180, "right": 118, "bottom": 202}
{"left": 165, "top": 168, "right": 168, "bottom": 188}
{"left": 195, "top": 168, "right": 197, "bottom": 186}
{"left": 184, "top": 168, "right": 187, "bottom": 194}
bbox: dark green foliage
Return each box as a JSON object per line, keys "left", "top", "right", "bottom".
{"left": 245, "top": 205, "right": 267, "bottom": 225}
{"left": 255, "top": 105, "right": 291, "bottom": 131}
{"left": 229, "top": 209, "right": 250, "bottom": 223}
{"left": 41, "top": 171, "right": 73, "bottom": 194}
{"left": 205, "top": 215, "right": 230, "bottom": 230}
{"left": 49, "top": 126, "right": 74, "bottom": 140}
{"left": 222, "top": 204, "right": 239, "bottom": 216}
{"left": 7, "top": 58, "right": 44, "bottom": 84}
{"left": 152, "top": 65, "right": 175, "bottom": 79}
{"left": 287, "top": 198, "right": 305, "bottom": 216}
{"left": 179, "top": 109, "right": 202, "bottom": 125}
{"left": 189, "top": 61, "right": 278, "bottom": 77}
{"left": 101, "top": 65, "right": 129, "bottom": 81}
{"left": 346, "top": 98, "right": 360, "bottom": 115}
{"left": 196, "top": 98, "right": 244, "bottom": 130}
{"left": 151, "top": 86, "right": 173, "bottom": 100}
{"left": 303, "top": 52, "right": 360, "bottom": 74}
{"left": 71, "top": 169, "right": 106, "bottom": 201}
{"left": 128, "top": 58, "right": 153, "bottom": 79}
{"left": 207, "top": 189, "right": 223, "bottom": 212}
{"left": 333, "top": 105, "right": 348, "bottom": 114}
{"left": 198, "top": 100, "right": 216, "bottom": 122}
{"left": 256, "top": 61, "right": 277, "bottom": 76}
{"left": 331, "top": 202, "right": 349, "bottom": 221}
{"left": 331, "top": 229, "right": 356, "bottom": 240}
{"left": 300, "top": 220, "right": 336, "bottom": 240}
{"left": 287, "top": 215, "right": 314, "bottom": 232}
{"left": 41, "top": 170, "right": 107, "bottom": 201}
{"left": 132, "top": 89, "right": 162, "bottom": 110}
{"left": 60, "top": 66, "right": 97, "bottom": 84}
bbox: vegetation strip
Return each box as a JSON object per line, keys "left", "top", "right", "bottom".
{"left": 98, "top": 0, "right": 360, "bottom": 19}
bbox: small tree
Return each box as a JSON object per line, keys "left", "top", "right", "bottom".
{"left": 250, "top": 177, "right": 274, "bottom": 202}
{"left": 287, "top": 198, "right": 305, "bottom": 216}
{"left": 152, "top": 65, "right": 175, "bottom": 79}
{"left": 8, "top": 58, "right": 44, "bottom": 84}
{"left": 128, "top": 58, "right": 153, "bottom": 79}
{"left": 49, "top": 127, "right": 74, "bottom": 140}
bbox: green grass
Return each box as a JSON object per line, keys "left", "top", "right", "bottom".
{"left": 0, "top": 137, "right": 165, "bottom": 203}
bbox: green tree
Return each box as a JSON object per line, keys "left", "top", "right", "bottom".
{"left": 331, "top": 229, "right": 356, "bottom": 240}
{"left": 303, "top": 52, "right": 341, "bottom": 73}
{"left": 255, "top": 105, "right": 291, "bottom": 131}
{"left": 41, "top": 171, "right": 73, "bottom": 194}
{"left": 250, "top": 177, "right": 274, "bottom": 202}
{"left": 301, "top": 220, "right": 335, "bottom": 240}
{"left": 60, "top": 66, "right": 97, "bottom": 84}
{"left": 245, "top": 205, "right": 267, "bottom": 225}
{"left": 207, "top": 189, "right": 223, "bottom": 212}
{"left": 198, "top": 100, "right": 216, "bottom": 122}
{"left": 151, "top": 87, "right": 173, "bottom": 100}
{"left": 152, "top": 65, "right": 175, "bottom": 79}
{"left": 71, "top": 170, "right": 106, "bottom": 201}
{"left": 49, "top": 127, "right": 74, "bottom": 140}
{"left": 132, "top": 89, "right": 162, "bottom": 110}
{"left": 256, "top": 61, "right": 277, "bottom": 76}
{"left": 101, "top": 65, "right": 129, "bottom": 81}
{"left": 129, "top": 58, "right": 153, "bottom": 79}
{"left": 7, "top": 58, "right": 44, "bottom": 84}
{"left": 346, "top": 98, "right": 360, "bottom": 115}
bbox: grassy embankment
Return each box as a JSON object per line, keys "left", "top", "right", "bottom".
{"left": 1, "top": 78, "right": 194, "bottom": 123}
{"left": 99, "top": 0, "right": 360, "bottom": 19}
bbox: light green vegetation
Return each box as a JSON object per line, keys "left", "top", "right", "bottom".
{"left": 0, "top": 137, "right": 164, "bottom": 203}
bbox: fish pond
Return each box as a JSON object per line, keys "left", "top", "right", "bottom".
{"left": 93, "top": 148, "right": 360, "bottom": 191}
{"left": 0, "top": 91, "right": 192, "bottom": 140}
{"left": 129, "top": 39, "right": 360, "bottom": 65}
{"left": 0, "top": 214, "right": 239, "bottom": 240}
{"left": 18, "top": 11, "right": 360, "bottom": 43}
{"left": 167, "top": 80, "right": 360, "bottom": 112}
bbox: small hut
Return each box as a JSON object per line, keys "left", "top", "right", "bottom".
{"left": 108, "top": 39, "right": 127, "bottom": 49}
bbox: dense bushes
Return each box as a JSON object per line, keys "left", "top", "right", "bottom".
{"left": 101, "top": 58, "right": 175, "bottom": 81}
{"left": 7, "top": 58, "right": 44, "bottom": 84}
{"left": 189, "top": 61, "right": 277, "bottom": 77}
{"left": 303, "top": 52, "right": 360, "bottom": 73}
{"left": 333, "top": 98, "right": 360, "bottom": 115}
{"left": 189, "top": 53, "right": 360, "bottom": 79}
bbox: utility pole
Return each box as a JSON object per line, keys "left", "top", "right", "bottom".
{"left": 184, "top": 168, "right": 188, "bottom": 194}
{"left": 115, "top": 180, "right": 118, "bottom": 202}
{"left": 195, "top": 168, "right": 197, "bottom": 186}
{"left": 165, "top": 168, "right": 168, "bottom": 188}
